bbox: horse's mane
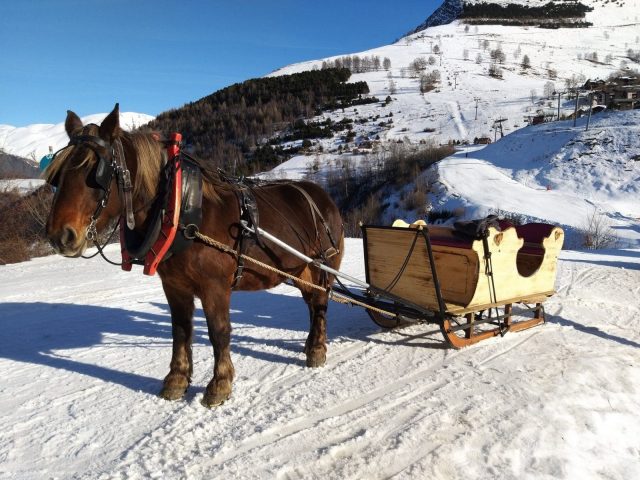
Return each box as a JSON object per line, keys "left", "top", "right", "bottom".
{"left": 123, "top": 130, "right": 231, "bottom": 205}
{"left": 43, "top": 125, "right": 229, "bottom": 204}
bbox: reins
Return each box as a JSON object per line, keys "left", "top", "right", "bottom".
{"left": 81, "top": 216, "right": 123, "bottom": 265}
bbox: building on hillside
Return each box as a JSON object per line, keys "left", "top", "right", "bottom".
{"left": 583, "top": 77, "right": 640, "bottom": 110}
{"left": 527, "top": 109, "right": 556, "bottom": 125}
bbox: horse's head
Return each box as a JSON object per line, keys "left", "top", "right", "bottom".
{"left": 45, "top": 104, "right": 124, "bottom": 257}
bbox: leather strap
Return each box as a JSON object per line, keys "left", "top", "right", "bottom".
{"left": 113, "top": 138, "right": 135, "bottom": 230}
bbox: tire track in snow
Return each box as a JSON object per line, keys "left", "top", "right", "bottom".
{"left": 104, "top": 340, "right": 461, "bottom": 478}
{"left": 192, "top": 357, "right": 466, "bottom": 476}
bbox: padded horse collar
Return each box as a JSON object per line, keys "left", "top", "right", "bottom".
{"left": 120, "top": 133, "right": 203, "bottom": 276}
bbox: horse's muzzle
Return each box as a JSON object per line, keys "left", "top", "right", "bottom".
{"left": 47, "top": 224, "right": 87, "bottom": 257}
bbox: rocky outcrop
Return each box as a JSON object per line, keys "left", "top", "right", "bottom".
{"left": 0, "top": 152, "right": 39, "bottom": 179}
{"left": 407, "top": 0, "right": 463, "bottom": 35}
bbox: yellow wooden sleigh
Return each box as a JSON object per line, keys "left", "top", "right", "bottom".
{"left": 360, "top": 220, "right": 564, "bottom": 348}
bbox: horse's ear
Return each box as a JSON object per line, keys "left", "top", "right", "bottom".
{"left": 99, "top": 103, "right": 121, "bottom": 141}
{"left": 65, "top": 110, "right": 83, "bottom": 138}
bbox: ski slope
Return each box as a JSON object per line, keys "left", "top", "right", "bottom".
{"left": 433, "top": 110, "right": 640, "bottom": 247}
{"left": 1, "top": 241, "right": 639, "bottom": 479}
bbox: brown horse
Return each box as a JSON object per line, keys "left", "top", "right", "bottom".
{"left": 44, "top": 104, "right": 344, "bottom": 407}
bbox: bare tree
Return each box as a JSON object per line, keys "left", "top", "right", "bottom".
{"left": 544, "top": 81, "right": 556, "bottom": 98}
{"left": 580, "top": 208, "right": 618, "bottom": 249}
{"left": 488, "top": 62, "right": 503, "bottom": 78}
{"left": 388, "top": 79, "right": 397, "bottom": 95}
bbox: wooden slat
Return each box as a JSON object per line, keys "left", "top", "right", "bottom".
{"left": 365, "top": 228, "right": 477, "bottom": 311}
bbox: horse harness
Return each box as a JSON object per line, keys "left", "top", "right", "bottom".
{"left": 228, "top": 177, "right": 340, "bottom": 289}
{"left": 50, "top": 132, "right": 339, "bottom": 282}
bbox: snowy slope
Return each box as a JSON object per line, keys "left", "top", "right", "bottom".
{"left": 1, "top": 242, "right": 639, "bottom": 478}
{"left": 432, "top": 109, "right": 640, "bottom": 246}
{"left": 0, "top": 112, "right": 154, "bottom": 163}
{"left": 0, "top": 179, "right": 46, "bottom": 194}
{"left": 264, "top": 109, "right": 640, "bottom": 247}
{"left": 413, "top": 0, "right": 639, "bottom": 30}
{"left": 272, "top": 9, "right": 640, "bottom": 146}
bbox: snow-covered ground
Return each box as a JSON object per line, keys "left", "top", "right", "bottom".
{"left": 267, "top": 109, "right": 640, "bottom": 248}
{"left": 272, "top": 2, "right": 640, "bottom": 147}
{"left": 1, "top": 241, "right": 639, "bottom": 479}
{"left": 262, "top": 1, "right": 640, "bottom": 247}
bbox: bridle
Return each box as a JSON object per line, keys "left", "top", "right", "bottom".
{"left": 48, "top": 133, "right": 136, "bottom": 257}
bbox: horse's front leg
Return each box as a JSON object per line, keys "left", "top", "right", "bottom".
{"left": 159, "top": 282, "right": 195, "bottom": 401}
{"left": 200, "top": 288, "right": 234, "bottom": 408}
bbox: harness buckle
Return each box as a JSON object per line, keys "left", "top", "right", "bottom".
{"left": 182, "top": 223, "right": 199, "bottom": 240}
{"left": 120, "top": 168, "right": 133, "bottom": 193}
{"left": 87, "top": 219, "right": 98, "bottom": 242}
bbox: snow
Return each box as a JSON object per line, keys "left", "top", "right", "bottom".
{"left": 0, "top": 112, "right": 154, "bottom": 162}
{"left": 271, "top": 0, "right": 640, "bottom": 149}
{"left": 1, "top": 241, "right": 639, "bottom": 478}
{"left": 263, "top": 2, "right": 640, "bottom": 245}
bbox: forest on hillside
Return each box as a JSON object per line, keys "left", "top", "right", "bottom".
{"left": 460, "top": 1, "right": 593, "bottom": 27}
{"left": 144, "top": 69, "right": 371, "bottom": 174}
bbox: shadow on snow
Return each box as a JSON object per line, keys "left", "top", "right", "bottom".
{"left": 0, "top": 290, "right": 378, "bottom": 394}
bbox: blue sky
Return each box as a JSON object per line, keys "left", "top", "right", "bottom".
{"left": 1, "top": 1, "right": 438, "bottom": 127}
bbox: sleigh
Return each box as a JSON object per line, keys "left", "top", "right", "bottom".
{"left": 357, "top": 220, "right": 564, "bottom": 348}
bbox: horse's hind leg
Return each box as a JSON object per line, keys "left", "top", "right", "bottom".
{"left": 300, "top": 267, "right": 330, "bottom": 368}
{"left": 159, "top": 283, "right": 195, "bottom": 401}
{"left": 200, "top": 288, "right": 235, "bottom": 408}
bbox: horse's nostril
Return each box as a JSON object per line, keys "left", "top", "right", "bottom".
{"left": 61, "top": 225, "right": 77, "bottom": 248}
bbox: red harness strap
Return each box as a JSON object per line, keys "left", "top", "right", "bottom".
{"left": 120, "top": 132, "right": 183, "bottom": 276}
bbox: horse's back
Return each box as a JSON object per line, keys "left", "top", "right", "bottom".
{"left": 257, "top": 180, "right": 342, "bottom": 233}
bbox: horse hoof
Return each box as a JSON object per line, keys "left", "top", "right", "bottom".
{"left": 306, "top": 356, "right": 326, "bottom": 368}
{"left": 159, "top": 386, "right": 187, "bottom": 401}
{"left": 201, "top": 392, "right": 230, "bottom": 409}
